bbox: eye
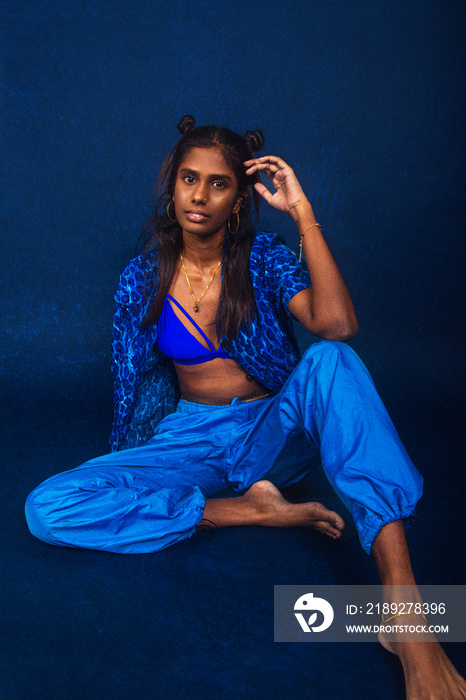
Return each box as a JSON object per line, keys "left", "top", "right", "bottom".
{"left": 183, "top": 175, "right": 196, "bottom": 184}
{"left": 212, "top": 180, "right": 226, "bottom": 188}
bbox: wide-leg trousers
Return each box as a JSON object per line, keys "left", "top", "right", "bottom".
{"left": 25, "top": 341, "right": 423, "bottom": 554}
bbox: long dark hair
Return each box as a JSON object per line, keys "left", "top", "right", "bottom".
{"left": 138, "top": 115, "right": 264, "bottom": 345}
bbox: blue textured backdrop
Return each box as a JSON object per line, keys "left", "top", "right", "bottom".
{"left": 2, "top": 1, "right": 465, "bottom": 698}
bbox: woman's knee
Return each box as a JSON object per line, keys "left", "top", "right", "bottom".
{"left": 302, "top": 339, "right": 356, "bottom": 364}
{"left": 24, "top": 483, "right": 55, "bottom": 543}
{"left": 299, "top": 340, "right": 369, "bottom": 386}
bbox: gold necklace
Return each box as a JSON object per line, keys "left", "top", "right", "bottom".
{"left": 179, "top": 253, "right": 222, "bottom": 312}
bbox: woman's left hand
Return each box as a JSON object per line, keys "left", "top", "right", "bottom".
{"left": 244, "top": 155, "right": 308, "bottom": 215}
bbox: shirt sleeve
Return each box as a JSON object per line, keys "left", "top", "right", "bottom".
{"left": 109, "top": 255, "right": 156, "bottom": 451}
{"left": 263, "top": 234, "right": 312, "bottom": 318}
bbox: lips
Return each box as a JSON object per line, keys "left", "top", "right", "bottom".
{"left": 185, "top": 210, "right": 210, "bottom": 222}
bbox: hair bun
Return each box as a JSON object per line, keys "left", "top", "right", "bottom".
{"left": 177, "top": 115, "right": 196, "bottom": 135}
{"left": 244, "top": 129, "right": 264, "bottom": 152}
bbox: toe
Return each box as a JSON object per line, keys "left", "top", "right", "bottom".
{"left": 330, "top": 512, "right": 345, "bottom": 530}
{"left": 317, "top": 521, "right": 343, "bottom": 538}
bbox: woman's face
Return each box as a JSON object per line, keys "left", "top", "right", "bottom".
{"left": 173, "top": 146, "right": 242, "bottom": 239}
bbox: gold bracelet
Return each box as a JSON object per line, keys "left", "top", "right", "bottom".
{"left": 299, "top": 223, "right": 322, "bottom": 262}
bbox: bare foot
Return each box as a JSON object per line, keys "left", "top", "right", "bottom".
{"left": 379, "top": 614, "right": 466, "bottom": 699}
{"left": 241, "top": 480, "right": 345, "bottom": 539}
{"left": 200, "top": 480, "right": 345, "bottom": 538}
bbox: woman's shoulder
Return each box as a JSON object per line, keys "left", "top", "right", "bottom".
{"left": 251, "top": 231, "right": 301, "bottom": 268}
{"left": 251, "top": 230, "right": 287, "bottom": 250}
{"left": 114, "top": 249, "right": 158, "bottom": 306}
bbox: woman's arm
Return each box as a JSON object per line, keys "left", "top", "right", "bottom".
{"left": 244, "top": 156, "right": 358, "bottom": 341}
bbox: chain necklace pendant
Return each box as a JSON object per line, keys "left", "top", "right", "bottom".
{"left": 180, "top": 253, "right": 222, "bottom": 313}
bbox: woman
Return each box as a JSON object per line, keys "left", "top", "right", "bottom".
{"left": 26, "top": 116, "right": 465, "bottom": 698}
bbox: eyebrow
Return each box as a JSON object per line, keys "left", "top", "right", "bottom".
{"left": 179, "top": 167, "right": 232, "bottom": 182}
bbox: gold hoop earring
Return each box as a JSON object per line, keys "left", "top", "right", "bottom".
{"left": 167, "top": 200, "right": 177, "bottom": 222}
{"left": 227, "top": 212, "right": 240, "bottom": 234}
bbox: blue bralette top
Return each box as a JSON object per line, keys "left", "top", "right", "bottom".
{"left": 158, "top": 294, "right": 230, "bottom": 365}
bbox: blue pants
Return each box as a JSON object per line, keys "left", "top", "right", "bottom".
{"left": 25, "top": 342, "right": 423, "bottom": 554}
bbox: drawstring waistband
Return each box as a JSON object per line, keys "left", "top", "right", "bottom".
{"left": 180, "top": 392, "right": 274, "bottom": 406}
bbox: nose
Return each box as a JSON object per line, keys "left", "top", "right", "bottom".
{"left": 192, "top": 182, "right": 208, "bottom": 204}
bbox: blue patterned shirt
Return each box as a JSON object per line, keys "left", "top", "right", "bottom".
{"left": 110, "top": 232, "right": 311, "bottom": 451}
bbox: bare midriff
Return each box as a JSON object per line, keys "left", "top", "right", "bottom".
{"left": 173, "top": 357, "right": 270, "bottom": 405}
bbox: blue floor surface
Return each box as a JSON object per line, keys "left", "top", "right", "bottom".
{"left": 2, "top": 387, "right": 465, "bottom": 700}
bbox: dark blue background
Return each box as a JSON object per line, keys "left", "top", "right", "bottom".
{"left": 2, "top": 1, "right": 465, "bottom": 698}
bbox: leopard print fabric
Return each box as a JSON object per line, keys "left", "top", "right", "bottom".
{"left": 110, "top": 232, "right": 311, "bottom": 451}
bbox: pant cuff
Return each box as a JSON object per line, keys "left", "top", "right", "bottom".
{"left": 358, "top": 509, "right": 419, "bottom": 555}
